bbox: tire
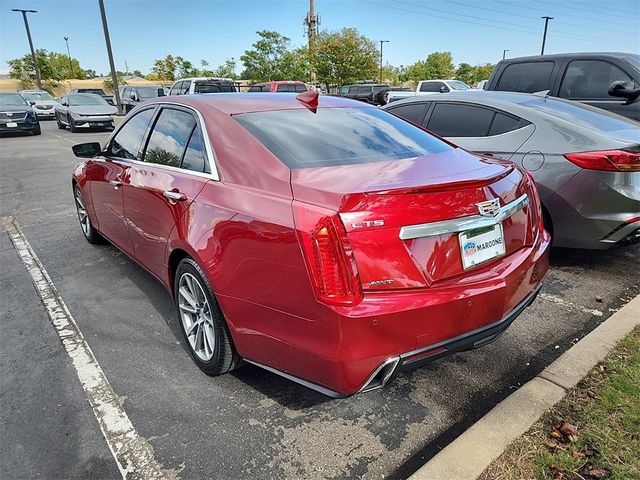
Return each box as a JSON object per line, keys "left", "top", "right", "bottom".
{"left": 73, "top": 184, "right": 103, "bottom": 244}
{"left": 69, "top": 117, "right": 77, "bottom": 133}
{"left": 174, "top": 258, "right": 240, "bottom": 376}
{"left": 376, "top": 90, "right": 388, "bottom": 106}
{"left": 56, "top": 113, "right": 65, "bottom": 129}
{"left": 32, "top": 124, "right": 41, "bottom": 135}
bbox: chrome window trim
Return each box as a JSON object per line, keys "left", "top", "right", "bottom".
{"left": 107, "top": 101, "right": 220, "bottom": 181}
{"left": 399, "top": 193, "right": 529, "bottom": 240}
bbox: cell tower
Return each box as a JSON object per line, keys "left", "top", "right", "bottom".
{"left": 304, "top": 0, "right": 320, "bottom": 81}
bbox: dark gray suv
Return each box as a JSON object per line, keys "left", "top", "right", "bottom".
{"left": 485, "top": 52, "right": 640, "bottom": 121}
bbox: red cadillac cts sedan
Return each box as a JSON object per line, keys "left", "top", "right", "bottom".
{"left": 71, "top": 92, "right": 550, "bottom": 397}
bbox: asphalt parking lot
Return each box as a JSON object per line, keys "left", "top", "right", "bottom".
{"left": 1, "top": 120, "right": 638, "bottom": 479}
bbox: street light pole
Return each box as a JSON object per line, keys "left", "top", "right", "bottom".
{"left": 502, "top": 49, "right": 510, "bottom": 60}
{"left": 63, "top": 36, "right": 75, "bottom": 79}
{"left": 540, "top": 16, "right": 553, "bottom": 55}
{"left": 12, "top": 9, "right": 42, "bottom": 90}
{"left": 98, "top": 0, "right": 122, "bottom": 114}
{"left": 379, "top": 40, "right": 389, "bottom": 83}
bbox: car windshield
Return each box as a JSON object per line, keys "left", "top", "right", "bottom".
{"left": 69, "top": 94, "right": 107, "bottom": 106}
{"left": 448, "top": 81, "right": 471, "bottom": 91}
{"left": 519, "top": 97, "right": 639, "bottom": 132}
{"left": 136, "top": 87, "right": 162, "bottom": 98}
{"left": 21, "top": 91, "right": 54, "bottom": 101}
{"left": 0, "top": 93, "right": 29, "bottom": 106}
{"left": 234, "top": 106, "right": 452, "bottom": 168}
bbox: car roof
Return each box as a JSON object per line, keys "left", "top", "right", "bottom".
{"left": 149, "top": 92, "right": 373, "bottom": 115}
{"left": 175, "top": 77, "right": 235, "bottom": 82}
{"left": 498, "top": 52, "right": 636, "bottom": 62}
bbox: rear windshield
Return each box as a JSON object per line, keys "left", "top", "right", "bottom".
{"left": 518, "top": 97, "right": 639, "bottom": 132}
{"left": 234, "top": 107, "right": 452, "bottom": 168}
{"left": 195, "top": 82, "right": 237, "bottom": 93}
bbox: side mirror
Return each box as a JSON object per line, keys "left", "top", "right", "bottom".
{"left": 72, "top": 142, "right": 102, "bottom": 158}
{"left": 29, "top": 100, "right": 36, "bottom": 105}
{"left": 440, "top": 86, "right": 449, "bottom": 93}
{"left": 131, "top": 92, "right": 139, "bottom": 102}
{"left": 61, "top": 100, "right": 68, "bottom": 106}
{"left": 608, "top": 80, "right": 640, "bottom": 104}
{"left": 157, "top": 88, "right": 165, "bottom": 97}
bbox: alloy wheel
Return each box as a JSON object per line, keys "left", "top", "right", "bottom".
{"left": 178, "top": 273, "right": 215, "bottom": 361}
{"left": 74, "top": 187, "right": 91, "bottom": 237}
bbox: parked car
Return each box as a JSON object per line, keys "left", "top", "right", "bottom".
{"left": 387, "top": 79, "right": 472, "bottom": 103}
{"left": 383, "top": 92, "right": 640, "bottom": 249}
{"left": 19, "top": 89, "right": 58, "bottom": 119}
{"left": 339, "top": 83, "right": 390, "bottom": 105}
{"left": 117, "top": 85, "right": 165, "bottom": 112}
{"left": 0, "top": 92, "right": 40, "bottom": 135}
{"left": 168, "top": 77, "right": 238, "bottom": 95}
{"left": 485, "top": 52, "right": 640, "bottom": 121}
{"left": 55, "top": 93, "right": 117, "bottom": 132}
{"left": 69, "top": 88, "right": 115, "bottom": 105}
{"left": 475, "top": 80, "right": 488, "bottom": 90}
{"left": 70, "top": 92, "right": 549, "bottom": 397}
{"left": 248, "top": 81, "right": 308, "bottom": 93}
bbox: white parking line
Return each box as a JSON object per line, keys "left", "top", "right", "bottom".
{"left": 45, "top": 131, "right": 76, "bottom": 143}
{"left": 2, "top": 216, "right": 177, "bottom": 480}
{"left": 539, "top": 292, "right": 604, "bottom": 317}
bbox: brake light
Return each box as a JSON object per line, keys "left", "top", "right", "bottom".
{"left": 293, "top": 203, "right": 362, "bottom": 306}
{"left": 564, "top": 149, "right": 640, "bottom": 172}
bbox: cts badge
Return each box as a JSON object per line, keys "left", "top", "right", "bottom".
{"left": 351, "top": 220, "right": 385, "bottom": 229}
{"left": 476, "top": 199, "right": 501, "bottom": 218}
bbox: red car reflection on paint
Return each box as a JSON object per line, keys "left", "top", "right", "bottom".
{"left": 71, "top": 92, "right": 550, "bottom": 397}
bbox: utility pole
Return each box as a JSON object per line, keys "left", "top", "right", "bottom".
{"left": 98, "top": 0, "right": 122, "bottom": 114}
{"left": 540, "top": 16, "right": 553, "bottom": 55}
{"left": 379, "top": 40, "right": 389, "bottom": 83}
{"left": 64, "top": 36, "right": 75, "bottom": 79}
{"left": 502, "top": 49, "right": 509, "bottom": 60}
{"left": 304, "top": 0, "right": 319, "bottom": 82}
{"left": 12, "top": 9, "right": 42, "bottom": 90}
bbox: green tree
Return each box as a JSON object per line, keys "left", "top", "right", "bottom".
{"left": 212, "top": 58, "right": 239, "bottom": 80}
{"left": 315, "top": 27, "right": 378, "bottom": 88}
{"left": 8, "top": 49, "right": 87, "bottom": 84}
{"left": 474, "top": 63, "right": 495, "bottom": 83}
{"left": 405, "top": 51, "right": 455, "bottom": 81}
{"left": 455, "top": 63, "right": 475, "bottom": 84}
{"left": 151, "top": 54, "right": 177, "bottom": 81}
{"left": 241, "top": 30, "right": 304, "bottom": 81}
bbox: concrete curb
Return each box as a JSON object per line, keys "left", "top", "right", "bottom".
{"left": 409, "top": 294, "right": 640, "bottom": 480}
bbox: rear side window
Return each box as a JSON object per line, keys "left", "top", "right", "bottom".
{"left": 107, "top": 108, "right": 155, "bottom": 160}
{"left": 559, "top": 60, "right": 634, "bottom": 99}
{"left": 488, "top": 112, "right": 530, "bottom": 136}
{"left": 386, "top": 102, "right": 430, "bottom": 125}
{"left": 248, "top": 85, "right": 269, "bottom": 92}
{"left": 234, "top": 107, "right": 451, "bottom": 169}
{"left": 195, "top": 82, "right": 236, "bottom": 93}
{"left": 348, "top": 86, "right": 359, "bottom": 95}
{"left": 497, "top": 62, "right": 554, "bottom": 93}
{"left": 420, "top": 82, "right": 444, "bottom": 92}
{"left": 427, "top": 103, "right": 495, "bottom": 137}
{"left": 294, "top": 84, "right": 307, "bottom": 92}
{"left": 276, "top": 84, "right": 290, "bottom": 92}
{"left": 143, "top": 108, "right": 197, "bottom": 167}
{"left": 358, "top": 86, "right": 372, "bottom": 95}
{"left": 182, "top": 126, "right": 208, "bottom": 173}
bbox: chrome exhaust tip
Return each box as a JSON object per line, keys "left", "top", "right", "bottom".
{"left": 359, "top": 356, "right": 401, "bottom": 393}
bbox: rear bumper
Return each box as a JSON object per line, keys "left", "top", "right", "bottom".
{"left": 241, "top": 229, "right": 551, "bottom": 397}
{"left": 0, "top": 120, "right": 39, "bottom": 133}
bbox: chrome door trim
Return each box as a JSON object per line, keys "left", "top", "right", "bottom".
{"left": 399, "top": 193, "right": 529, "bottom": 240}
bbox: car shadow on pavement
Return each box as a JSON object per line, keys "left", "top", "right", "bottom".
{"left": 549, "top": 244, "right": 638, "bottom": 268}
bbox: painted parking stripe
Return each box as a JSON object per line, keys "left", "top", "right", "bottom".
{"left": 539, "top": 292, "right": 604, "bottom": 317}
{"left": 2, "top": 216, "right": 177, "bottom": 480}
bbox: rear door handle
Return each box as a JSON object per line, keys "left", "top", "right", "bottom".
{"left": 109, "top": 180, "right": 122, "bottom": 188}
{"left": 163, "top": 190, "right": 187, "bottom": 202}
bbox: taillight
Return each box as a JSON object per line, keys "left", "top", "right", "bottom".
{"left": 564, "top": 149, "right": 640, "bottom": 172}
{"left": 293, "top": 203, "right": 362, "bottom": 306}
{"left": 525, "top": 171, "right": 544, "bottom": 233}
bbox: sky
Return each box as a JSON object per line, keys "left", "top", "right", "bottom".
{"left": 1, "top": 0, "right": 638, "bottom": 76}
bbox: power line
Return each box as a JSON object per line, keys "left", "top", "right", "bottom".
{"left": 377, "top": 0, "right": 628, "bottom": 46}
{"left": 562, "top": 0, "right": 638, "bottom": 16}
{"left": 442, "top": 0, "right": 638, "bottom": 36}
{"left": 494, "top": 0, "right": 635, "bottom": 27}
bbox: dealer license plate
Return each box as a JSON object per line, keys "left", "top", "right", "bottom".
{"left": 459, "top": 224, "right": 506, "bottom": 270}
{"left": 6, "top": 122, "right": 17, "bottom": 128}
